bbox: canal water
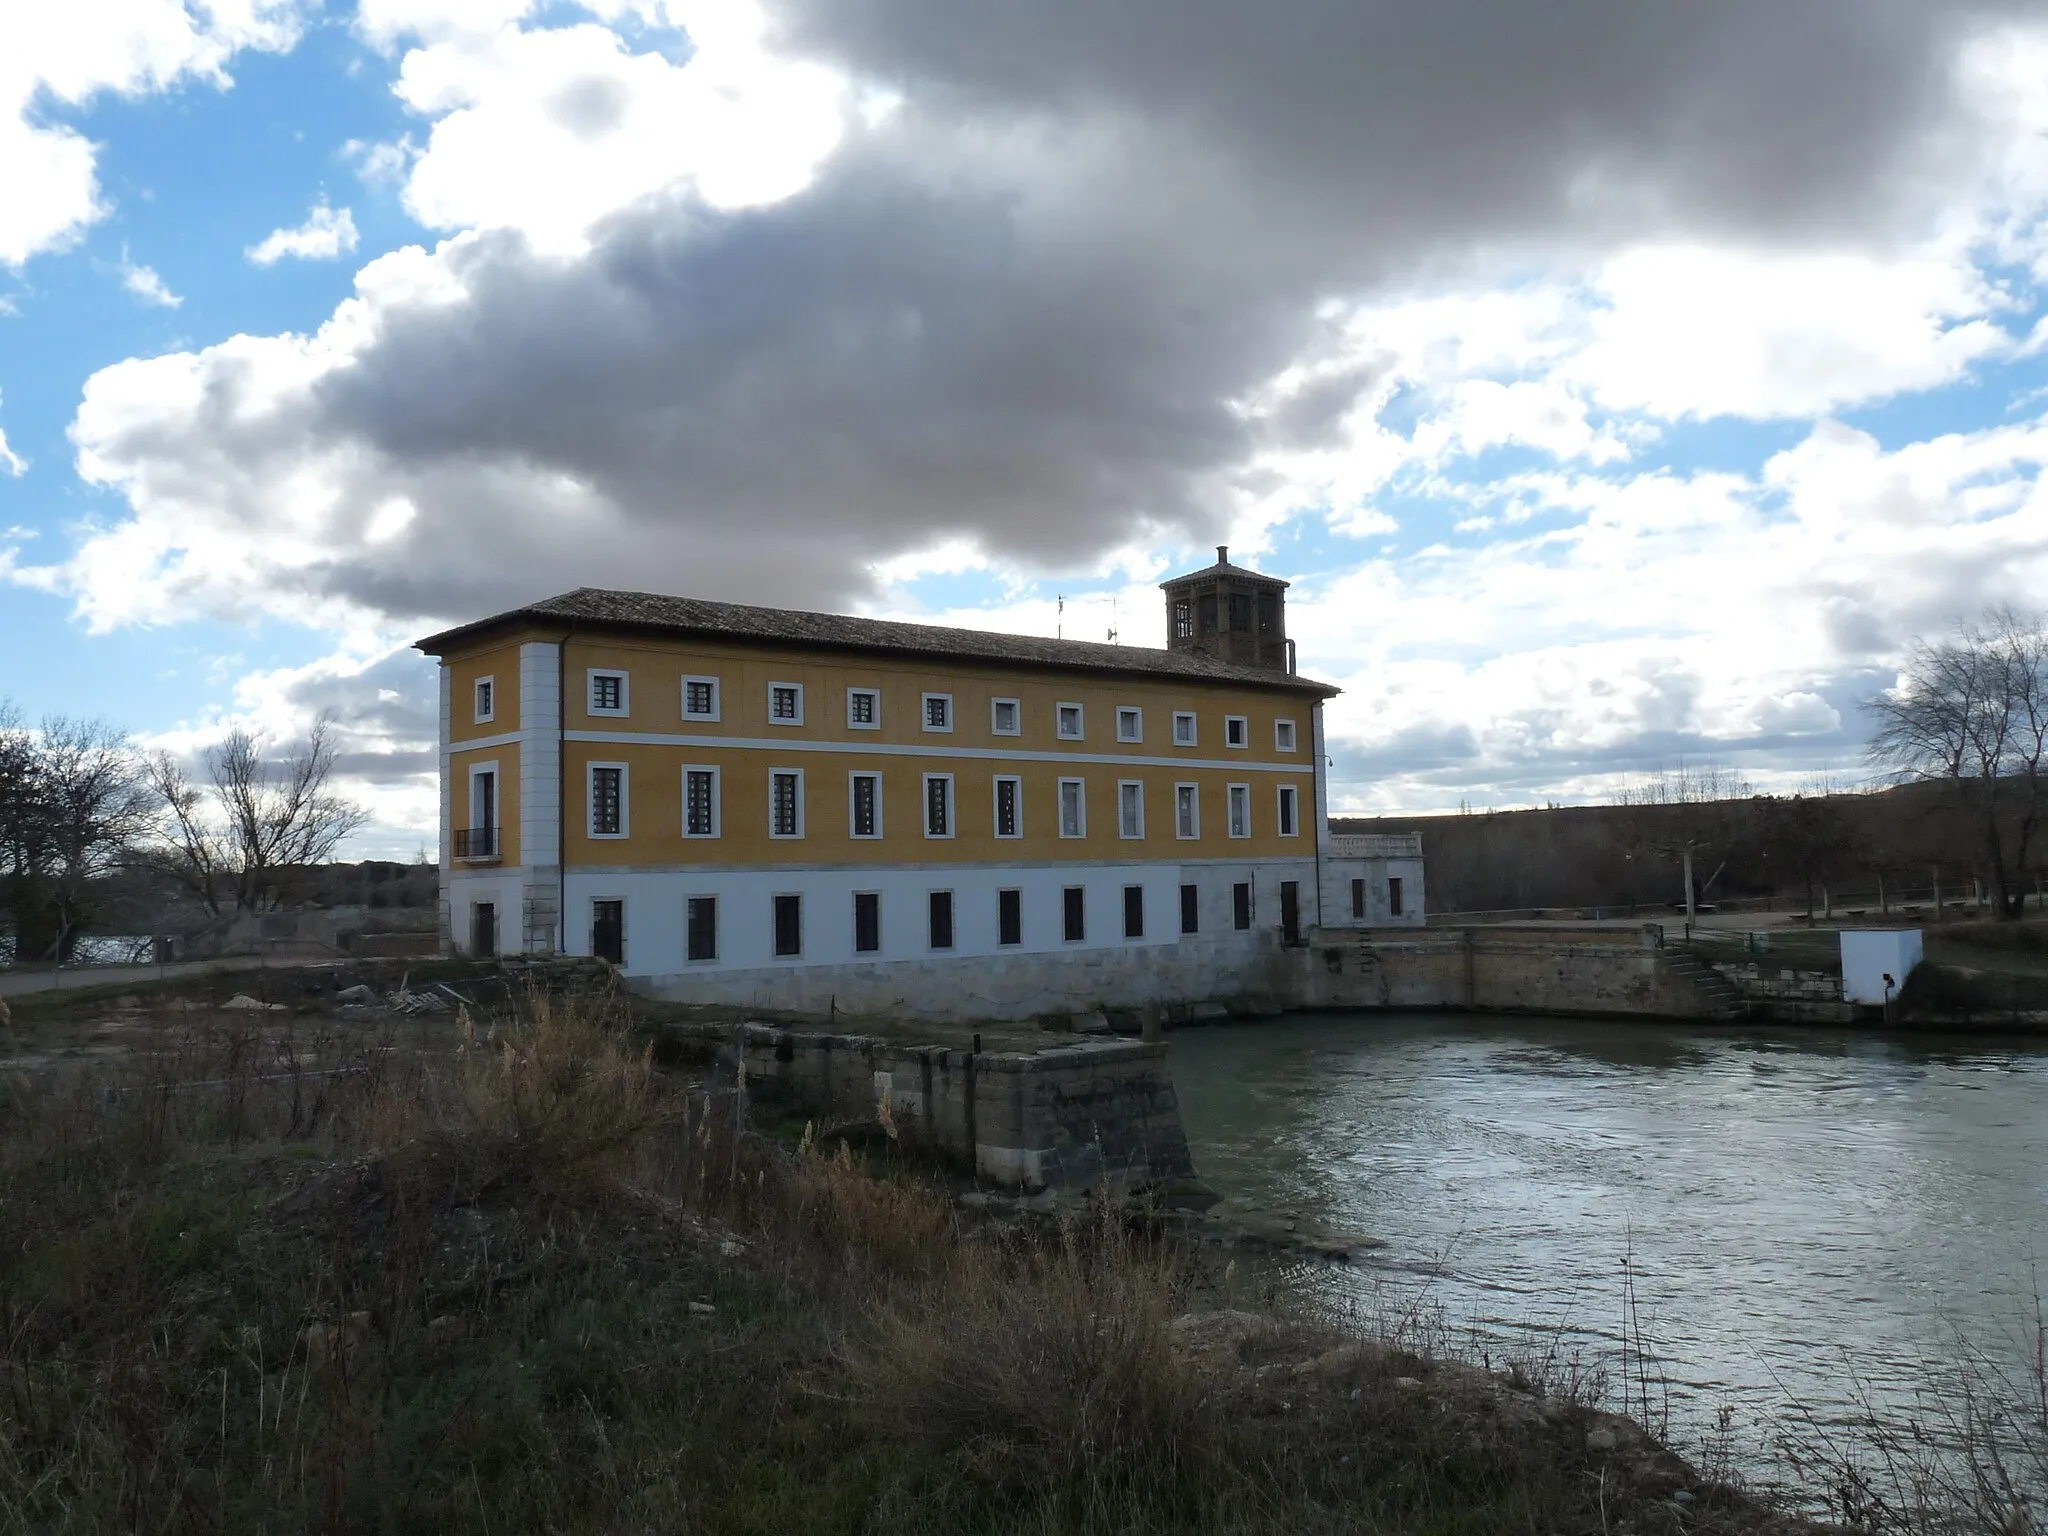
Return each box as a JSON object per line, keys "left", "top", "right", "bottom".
{"left": 1171, "top": 1013, "right": 2048, "bottom": 1464}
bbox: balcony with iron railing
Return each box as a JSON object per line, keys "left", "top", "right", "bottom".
{"left": 454, "top": 826, "right": 499, "bottom": 862}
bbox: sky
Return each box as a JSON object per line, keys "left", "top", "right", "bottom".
{"left": 3, "top": 0, "right": 2048, "bottom": 856}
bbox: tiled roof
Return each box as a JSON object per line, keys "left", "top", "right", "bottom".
{"left": 416, "top": 587, "right": 1338, "bottom": 695}
{"left": 1157, "top": 545, "right": 1288, "bottom": 588}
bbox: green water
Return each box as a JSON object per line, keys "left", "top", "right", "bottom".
{"left": 1170, "top": 1012, "right": 2048, "bottom": 1451}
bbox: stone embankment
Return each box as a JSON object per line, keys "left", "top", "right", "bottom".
{"left": 667, "top": 1018, "right": 1198, "bottom": 1195}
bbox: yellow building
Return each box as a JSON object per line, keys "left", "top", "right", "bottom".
{"left": 417, "top": 549, "right": 1423, "bottom": 1015}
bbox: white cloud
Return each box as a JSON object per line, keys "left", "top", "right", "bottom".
{"left": 118, "top": 252, "right": 181, "bottom": 307}
{"left": 0, "top": 0, "right": 306, "bottom": 267}
{"left": 363, "top": 0, "right": 848, "bottom": 252}
{"left": 246, "top": 199, "right": 360, "bottom": 264}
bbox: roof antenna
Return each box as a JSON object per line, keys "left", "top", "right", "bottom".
{"left": 1056, "top": 594, "right": 1063, "bottom": 640}
{"left": 1107, "top": 595, "right": 1118, "bottom": 646}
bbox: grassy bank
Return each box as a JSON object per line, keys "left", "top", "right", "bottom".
{"left": 0, "top": 988, "right": 1909, "bottom": 1532}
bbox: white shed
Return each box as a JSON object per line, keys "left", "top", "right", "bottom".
{"left": 1839, "top": 930, "right": 1924, "bottom": 1005}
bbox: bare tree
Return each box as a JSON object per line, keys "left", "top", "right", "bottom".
{"left": 1755, "top": 776, "right": 1855, "bottom": 921}
{"left": 0, "top": 706, "right": 154, "bottom": 963}
{"left": 1611, "top": 762, "right": 1755, "bottom": 927}
{"left": 1866, "top": 607, "right": 2047, "bottom": 920}
{"left": 144, "top": 714, "right": 370, "bottom": 915}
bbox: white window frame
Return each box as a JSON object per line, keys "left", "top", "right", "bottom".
{"left": 685, "top": 893, "right": 719, "bottom": 964}
{"left": 921, "top": 692, "right": 954, "bottom": 733}
{"left": 1276, "top": 782, "right": 1300, "bottom": 838}
{"left": 1274, "top": 718, "right": 1298, "bottom": 752}
{"left": 587, "top": 761, "right": 630, "bottom": 839}
{"left": 1226, "top": 782, "right": 1251, "bottom": 839}
{"left": 587, "top": 669, "right": 630, "bottom": 718}
{"left": 473, "top": 675, "right": 495, "bottom": 725}
{"left": 768, "top": 766, "right": 806, "bottom": 840}
{"left": 1174, "top": 782, "right": 1200, "bottom": 840}
{"left": 1172, "top": 711, "right": 1197, "bottom": 747}
{"left": 927, "top": 888, "right": 956, "bottom": 952}
{"left": 1056, "top": 702, "right": 1085, "bottom": 740}
{"left": 681, "top": 764, "right": 721, "bottom": 840}
{"left": 1117, "top": 779, "right": 1145, "bottom": 840}
{"left": 1058, "top": 777, "right": 1086, "bottom": 839}
{"left": 922, "top": 772, "right": 956, "bottom": 839}
{"left": 846, "top": 686, "right": 881, "bottom": 730}
{"left": 1116, "top": 706, "right": 1142, "bottom": 743}
{"left": 992, "top": 774, "right": 1023, "bottom": 840}
{"left": 990, "top": 696, "right": 1021, "bottom": 737}
{"left": 467, "top": 760, "right": 500, "bottom": 832}
{"left": 1224, "top": 714, "right": 1249, "bottom": 749}
{"left": 770, "top": 892, "right": 804, "bottom": 959}
{"left": 681, "top": 675, "right": 721, "bottom": 722}
{"left": 852, "top": 890, "right": 883, "bottom": 955}
{"left": 849, "top": 770, "right": 884, "bottom": 840}
{"left": 767, "top": 681, "right": 804, "bottom": 726}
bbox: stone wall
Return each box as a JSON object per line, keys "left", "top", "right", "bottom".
{"left": 1286, "top": 926, "right": 1719, "bottom": 1018}
{"left": 637, "top": 926, "right": 1297, "bottom": 1023}
{"left": 724, "top": 1022, "right": 1195, "bottom": 1193}
{"left": 1707, "top": 962, "right": 1853, "bottom": 1023}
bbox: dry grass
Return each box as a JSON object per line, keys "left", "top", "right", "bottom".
{"left": 0, "top": 986, "right": 1842, "bottom": 1534}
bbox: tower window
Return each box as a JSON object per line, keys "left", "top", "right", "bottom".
{"left": 1172, "top": 598, "right": 1193, "bottom": 639}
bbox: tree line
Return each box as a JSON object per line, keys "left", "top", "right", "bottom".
{"left": 1341, "top": 606, "right": 2048, "bottom": 921}
{"left": 0, "top": 711, "right": 366, "bottom": 965}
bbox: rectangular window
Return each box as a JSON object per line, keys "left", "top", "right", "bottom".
{"left": 847, "top": 687, "right": 880, "bottom": 728}
{"left": 682, "top": 676, "right": 720, "bottom": 720}
{"left": 1175, "top": 783, "right": 1198, "bottom": 840}
{"left": 466, "top": 767, "right": 497, "bottom": 856}
{"left": 1199, "top": 594, "right": 1218, "bottom": 635}
{"left": 589, "top": 764, "right": 626, "bottom": 837}
{"left": 773, "top": 894, "right": 802, "bottom": 957}
{"left": 854, "top": 892, "right": 881, "bottom": 954}
{"left": 683, "top": 766, "right": 719, "bottom": 838}
{"left": 850, "top": 771, "right": 882, "bottom": 838}
{"left": 1228, "top": 593, "right": 1252, "bottom": 631}
{"left": 769, "top": 683, "right": 803, "bottom": 724}
{"left": 928, "top": 890, "right": 955, "bottom": 951}
{"left": 770, "top": 769, "right": 803, "bottom": 838}
{"left": 1062, "top": 885, "right": 1086, "bottom": 943}
{"left": 1389, "top": 877, "right": 1405, "bottom": 917}
{"left": 1232, "top": 881, "right": 1252, "bottom": 931}
{"left": 1118, "top": 780, "right": 1144, "bottom": 839}
{"left": 1172, "top": 711, "right": 1196, "bottom": 746}
{"left": 998, "top": 888, "right": 1022, "bottom": 947}
{"left": 1123, "top": 884, "right": 1144, "bottom": 939}
{"left": 924, "top": 774, "right": 954, "bottom": 837}
{"left": 1058, "top": 778, "right": 1085, "bottom": 838}
{"left": 922, "top": 693, "right": 953, "bottom": 732}
{"left": 1056, "top": 702, "right": 1084, "bottom": 739}
{"left": 1172, "top": 598, "right": 1193, "bottom": 639}
{"left": 1275, "top": 719, "right": 1297, "bottom": 752}
{"left": 474, "top": 676, "right": 494, "bottom": 723}
{"left": 588, "top": 670, "right": 628, "bottom": 716}
{"left": 1224, "top": 715, "right": 1248, "bottom": 749}
{"left": 991, "top": 697, "right": 1020, "bottom": 735}
{"left": 994, "top": 775, "right": 1021, "bottom": 838}
{"left": 1227, "top": 783, "right": 1251, "bottom": 838}
{"left": 1351, "top": 878, "right": 1366, "bottom": 920}
{"left": 592, "top": 899, "right": 624, "bottom": 964}
{"left": 471, "top": 901, "right": 496, "bottom": 957}
{"left": 1277, "top": 783, "right": 1299, "bottom": 837}
{"left": 687, "top": 896, "right": 718, "bottom": 962}
{"left": 1180, "top": 883, "right": 1199, "bottom": 934}
{"left": 1116, "top": 706, "right": 1142, "bottom": 742}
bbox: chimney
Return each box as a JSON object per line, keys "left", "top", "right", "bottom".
{"left": 1216, "top": 544, "right": 1228, "bottom": 565}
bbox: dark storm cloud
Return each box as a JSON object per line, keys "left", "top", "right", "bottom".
{"left": 264, "top": 0, "right": 2026, "bottom": 626}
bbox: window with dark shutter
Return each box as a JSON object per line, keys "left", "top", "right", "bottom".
{"left": 928, "top": 891, "right": 954, "bottom": 950}
{"left": 1232, "top": 882, "right": 1251, "bottom": 931}
{"left": 1123, "top": 885, "right": 1144, "bottom": 939}
{"left": 854, "top": 892, "right": 880, "bottom": 953}
{"left": 1062, "top": 886, "right": 1085, "bottom": 942}
{"left": 686, "top": 897, "right": 717, "bottom": 961}
{"left": 998, "top": 888, "right": 1022, "bottom": 946}
{"left": 1180, "top": 884, "right": 1199, "bottom": 934}
{"left": 772, "top": 894, "right": 801, "bottom": 956}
